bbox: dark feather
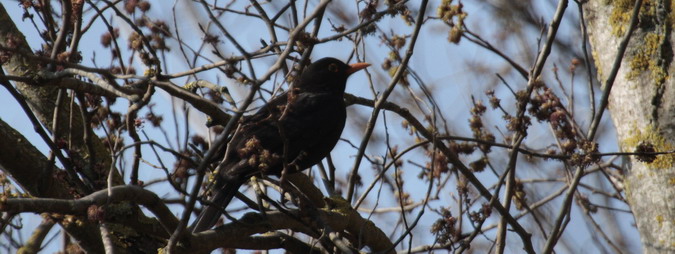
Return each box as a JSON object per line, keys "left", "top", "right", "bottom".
{"left": 191, "top": 57, "right": 368, "bottom": 233}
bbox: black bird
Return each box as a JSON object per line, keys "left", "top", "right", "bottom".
{"left": 192, "top": 57, "right": 370, "bottom": 233}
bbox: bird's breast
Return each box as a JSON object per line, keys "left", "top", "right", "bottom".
{"left": 279, "top": 93, "right": 346, "bottom": 168}
{"left": 226, "top": 92, "right": 348, "bottom": 176}
{"left": 284, "top": 93, "right": 346, "bottom": 133}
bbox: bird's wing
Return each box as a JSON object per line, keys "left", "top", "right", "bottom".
{"left": 223, "top": 91, "right": 345, "bottom": 176}
{"left": 275, "top": 92, "right": 347, "bottom": 168}
{"left": 218, "top": 93, "right": 288, "bottom": 178}
{"left": 243, "top": 92, "right": 289, "bottom": 123}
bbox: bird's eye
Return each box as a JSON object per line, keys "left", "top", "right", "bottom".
{"left": 328, "top": 63, "right": 339, "bottom": 72}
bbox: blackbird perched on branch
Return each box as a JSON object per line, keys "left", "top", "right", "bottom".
{"left": 192, "top": 57, "right": 370, "bottom": 233}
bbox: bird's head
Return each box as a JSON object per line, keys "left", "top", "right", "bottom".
{"left": 295, "top": 57, "right": 370, "bottom": 93}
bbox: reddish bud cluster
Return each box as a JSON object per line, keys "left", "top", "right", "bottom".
{"left": 430, "top": 208, "right": 458, "bottom": 245}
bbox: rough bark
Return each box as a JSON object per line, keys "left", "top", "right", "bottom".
{"left": 0, "top": 4, "right": 164, "bottom": 253}
{"left": 0, "top": 120, "right": 107, "bottom": 253}
{"left": 0, "top": 3, "right": 122, "bottom": 189}
{"left": 584, "top": 1, "right": 675, "bottom": 253}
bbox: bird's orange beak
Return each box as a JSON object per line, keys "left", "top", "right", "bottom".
{"left": 346, "top": 62, "right": 371, "bottom": 75}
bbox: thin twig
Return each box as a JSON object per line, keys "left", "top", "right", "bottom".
{"left": 346, "top": 0, "right": 427, "bottom": 203}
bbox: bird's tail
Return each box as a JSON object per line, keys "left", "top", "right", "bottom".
{"left": 191, "top": 179, "right": 244, "bottom": 233}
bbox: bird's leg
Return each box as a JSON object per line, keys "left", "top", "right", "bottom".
{"left": 287, "top": 151, "right": 308, "bottom": 172}
{"left": 275, "top": 93, "right": 296, "bottom": 199}
{"left": 249, "top": 176, "right": 270, "bottom": 220}
{"left": 279, "top": 151, "right": 306, "bottom": 184}
{"left": 277, "top": 151, "right": 308, "bottom": 206}
{"left": 278, "top": 164, "right": 291, "bottom": 205}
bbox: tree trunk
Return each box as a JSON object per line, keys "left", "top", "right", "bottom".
{"left": 584, "top": 1, "right": 675, "bottom": 253}
{"left": 0, "top": 4, "right": 164, "bottom": 253}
